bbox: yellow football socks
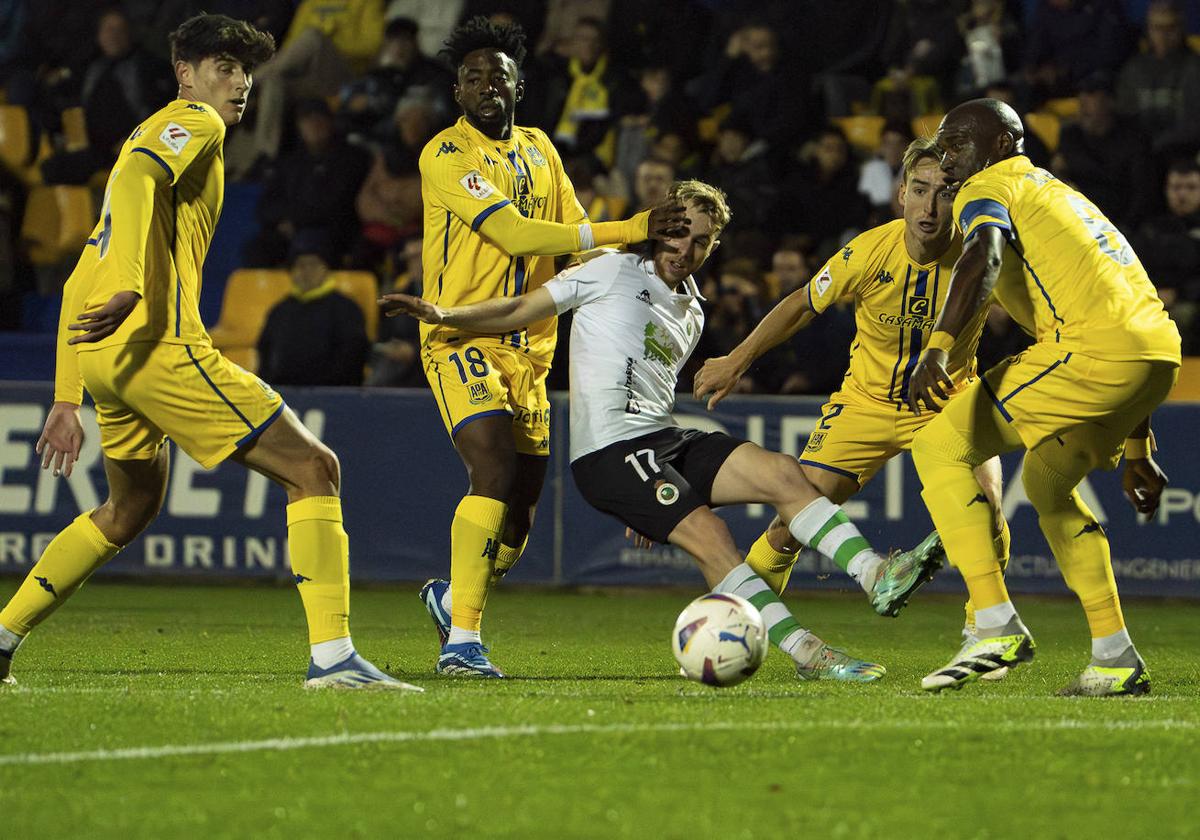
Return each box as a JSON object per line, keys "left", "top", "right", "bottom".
{"left": 286, "top": 496, "right": 351, "bottom": 644}
{"left": 450, "top": 495, "right": 508, "bottom": 632}
{"left": 0, "top": 511, "right": 119, "bottom": 635}
{"left": 492, "top": 537, "right": 527, "bottom": 586}
{"left": 1023, "top": 451, "right": 1126, "bottom": 638}
{"left": 745, "top": 531, "right": 799, "bottom": 595}
{"left": 965, "top": 517, "right": 1012, "bottom": 631}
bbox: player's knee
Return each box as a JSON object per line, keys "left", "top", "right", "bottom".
{"left": 766, "top": 453, "right": 813, "bottom": 501}
{"left": 295, "top": 442, "right": 341, "bottom": 496}
{"left": 465, "top": 459, "right": 516, "bottom": 500}
{"left": 96, "top": 494, "right": 161, "bottom": 546}
{"left": 1022, "top": 455, "right": 1073, "bottom": 515}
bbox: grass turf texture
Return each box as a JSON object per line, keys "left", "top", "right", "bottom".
{"left": 0, "top": 582, "right": 1196, "bottom": 839}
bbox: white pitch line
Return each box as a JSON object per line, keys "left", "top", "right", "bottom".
{"left": 0, "top": 718, "right": 1196, "bottom": 767}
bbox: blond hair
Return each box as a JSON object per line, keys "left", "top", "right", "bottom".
{"left": 666, "top": 179, "right": 731, "bottom": 236}
{"left": 901, "top": 137, "right": 942, "bottom": 183}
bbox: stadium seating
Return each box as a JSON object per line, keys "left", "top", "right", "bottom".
{"left": 1043, "top": 97, "right": 1080, "bottom": 120}
{"left": 833, "top": 115, "right": 885, "bottom": 152}
{"left": 60, "top": 107, "right": 89, "bottom": 152}
{"left": 208, "top": 268, "right": 291, "bottom": 371}
{"left": 20, "top": 184, "right": 95, "bottom": 265}
{"left": 329, "top": 271, "right": 379, "bottom": 341}
{"left": 1023, "top": 111, "right": 1060, "bottom": 153}
{"left": 0, "top": 104, "right": 32, "bottom": 173}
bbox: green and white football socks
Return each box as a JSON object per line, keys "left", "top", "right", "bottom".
{"left": 786, "top": 498, "right": 881, "bottom": 592}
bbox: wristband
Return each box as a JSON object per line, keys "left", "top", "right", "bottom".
{"left": 925, "top": 330, "right": 956, "bottom": 353}
{"left": 1124, "top": 430, "right": 1156, "bottom": 460}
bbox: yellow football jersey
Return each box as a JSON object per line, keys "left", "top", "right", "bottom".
{"left": 954, "top": 155, "right": 1180, "bottom": 364}
{"left": 55, "top": 99, "right": 226, "bottom": 403}
{"left": 418, "top": 116, "right": 587, "bottom": 363}
{"left": 807, "top": 218, "right": 992, "bottom": 409}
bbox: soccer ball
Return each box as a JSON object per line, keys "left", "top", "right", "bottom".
{"left": 672, "top": 593, "right": 767, "bottom": 687}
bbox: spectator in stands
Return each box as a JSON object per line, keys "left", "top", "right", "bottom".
{"left": 703, "top": 113, "right": 775, "bottom": 233}
{"left": 384, "top": 0, "right": 462, "bottom": 58}
{"left": 366, "top": 236, "right": 424, "bottom": 386}
{"left": 564, "top": 154, "right": 624, "bottom": 221}
{"left": 612, "top": 62, "right": 698, "bottom": 187}
{"left": 955, "top": 0, "right": 1019, "bottom": 96}
{"left": 337, "top": 16, "right": 451, "bottom": 143}
{"left": 767, "top": 240, "right": 810, "bottom": 300}
{"left": 858, "top": 121, "right": 912, "bottom": 223}
{"left": 41, "top": 7, "right": 172, "bottom": 185}
{"left": 229, "top": 0, "right": 384, "bottom": 177}
{"left": 777, "top": 124, "right": 871, "bottom": 256}
{"left": 537, "top": 16, "right": 629, "bottom": 161}
{"left": 244, "top": 97, "right": 371, "bottom": 267}
{"left": 631, "top": 157, "right": 674, "bottom": 209}
{"left": 374, "top": 87, "right": 441, "bottom": 156}
{"left": 353, "top": 144, "right": 421, "bottom": 272}
{"left": 257, "top": 229, "right": 370, "bottom": 387}
{"left": 692, "top": 257, "right": 770, "bottom": 392}
{"left": 1133, "top": 158, "right": 1200, "bottom": 348}
{"left": 686, "top": 22, "right": 802, "bottom": 153}
{"left": 536, "top": 0, "right": 611, "bottom": 58}
{"left": 874, "top": 0, "right": 962, "bottom": 118}
{"left": 1116, "top": 0, "right": 1200, "bottom": 157}
{"left": 1022, "top": 0, "right": 1130, "bottom": 107}
{"left": 1052, "top": 72, "right": 1153, "bottom": 228}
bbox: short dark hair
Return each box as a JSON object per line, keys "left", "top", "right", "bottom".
{"left": 1167, "top": 157, "right": 1200, "bottom": 178}
{"left": 440, "top": 15, "right": 527, "bottom": 70}
{"left": 170, "top": 14, "right": 275, "bottom": 70}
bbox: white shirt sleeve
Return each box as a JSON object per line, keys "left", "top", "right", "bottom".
{"left": 542, "top": 253, "right": 619, "bottom": 315}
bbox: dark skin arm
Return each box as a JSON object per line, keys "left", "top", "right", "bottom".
{"left": 1123, "top": 415, "right": 1167, "bottom": 517}
{"left": 907, "top": 225, "right": 1006, "bottom": 413}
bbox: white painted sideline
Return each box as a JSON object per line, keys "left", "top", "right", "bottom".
{"left": 0, "top": 718, "right": 1195, "bottom": 767}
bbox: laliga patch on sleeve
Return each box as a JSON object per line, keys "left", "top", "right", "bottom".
{"left": 158, "top": 122, "right": 192, "bottom": 156}
{"left": 460, "top": 170, "right": 496, "bottom": 199}
{"left": 812, "top": 266, "right": 833, "bottom": 297}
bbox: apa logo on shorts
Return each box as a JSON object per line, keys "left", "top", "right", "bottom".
{"left": 526, "top": 145, "right": 547, "bottom": 166}
{"left": 460, "top": 170, "right": 495, "bottom": 199}
{"left": 159, "top": 122, "right": 192, "bottom": 155}
{"left": 812, "top": 266, "right": 833, "bottom": 298}
{"left": 468, "top": 381, "right": 492, "bottom": 404}
{"left": 654, "top": 480, "right": 680, "bottom": 506}
{"left": 805, "top": 432, "right": 826, "bottom": 452}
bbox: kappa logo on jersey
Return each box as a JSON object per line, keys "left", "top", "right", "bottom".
{"left": 436, "top": 141, "right": 460, "bottom": 156}
{"left": 907, "top": 295, "right": 931, "bottom": 317}
{"left": 526, "top": 145, "right": 547, "bottom": 166}
{"left": 128, "top": 126, "right": 144, "bottom": 142}
{"left": 812, "top": 266, "right": 833, "bottom": 298}
{"left": 460, "top": 170, "right": 495, "bottom": 199}
{"left": 159, "top": 122, "right": 192, "bottom": 155}
{"left": 636, "top": 289, "right": 652, "bottom": 304}
{"left": 841, "top": 246, "right": 853, "bottom": 263}
{"left": 875, "top": 269, "right": 894, "bottom": 285}
{"left": 184, "top": 103, "right": 206, "bottom": 112}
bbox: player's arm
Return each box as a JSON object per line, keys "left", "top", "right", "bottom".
{"left": 908, "top": 225, "right": 1006, "bottom": 413}
{"left": 693, "top": 283, "right": 818, "bottom": 410}
{"left": 41, "top": 272, "right": 87, "bottom": 477}
{"left": 380, "top": 286, "right": 558, "bottom": 335}
{"left": 1122, "top": 415, "right": 1167, "bottom": 517}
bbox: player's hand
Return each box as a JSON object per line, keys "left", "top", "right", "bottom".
{"left": 907, "top": 349, "right": 953, "bottom": 414}
{"left": 36, "top": 401, "right": 84, "bottom": 477}
{"left": 693, "top": 354, "right": 746, "bottom": 410}
{"left": 645, "top": 202, "right": 690, "bottom": 240}
{"left": 624, "top": 527, "right": 656, "bottom": 549}
{"left": 379, "top": 293, "right": 446, "bottom": 324}
{"left": 1123, "top": 456, "right": 1167, "bottom": 518}
{"left": 67, "top": 290, "right": 140, "bottom": 344}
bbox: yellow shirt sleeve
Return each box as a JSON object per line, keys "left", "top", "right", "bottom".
{"left": 132, "top": 102, "right": 224, "bottom": 185}
{"left": 53, "top": 272, "right": 84, "bottom": 404}
{"left": 99, "top": 150, "right": 168, "bottom": 298}
{"left": 807, "top": 239, "right": 871, "bottom": 315}
{"left": 954, "top": 173, "right": 1017, "bottom": 243}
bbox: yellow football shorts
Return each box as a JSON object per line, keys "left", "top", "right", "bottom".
{"left": 947, "top": 343, "right": 1178, "bottom": 469}
{"left": 800, "top": 392, "right": 941, "bottom": 486}
{"left": 422, "top": 340, "right": 551, "bottom": 457}
{"left": 78, "top": 341, "right": 285, "bottom": 468}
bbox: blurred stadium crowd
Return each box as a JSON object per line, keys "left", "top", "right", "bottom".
{"left": 1, "top": 0, "right": 1198, "bottom": 392}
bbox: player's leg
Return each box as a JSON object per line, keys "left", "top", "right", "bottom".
{"left": 709, "top": 441, "right": 944, "bottom": 616}
{"left": 0, "top": 449, "right": 167, "bottom": 684}
{"left": 746, "top": 465, "right": 858, "bottom": 594}
{"left": 957, "top": 455, "right": 1015, "bottom": 680}
{"left": 232, "top": 407, "right": 418, "bottom": 690}
{"left": 496, "top": 452, "right": 547, "bottom": 583}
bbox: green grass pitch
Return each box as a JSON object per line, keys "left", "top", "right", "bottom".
{"left": 0, "top": 581, "right": 1196, "bottom": 838}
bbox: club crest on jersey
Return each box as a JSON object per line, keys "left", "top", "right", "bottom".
{"left": 526, "top": 145, "right": 547, "bottom": 166}
{"left": 460, "top": 170, "right": 495, "bottom": 199}
{"left": 812, "top": 266, "right": 833, "bottom": 298}
{"left": 159, "top": 122, "right": 191, "bottom": 155}
{"left": 654, "top": 480, "right": 680, "bottom": 506}
{"left": 468, "top": 381, "right": 492, "bottom": 404}
{"left": 805, "top": 432, "right": 826, "bottom": 452}
{"left": 907, "top": 295, "right": 931, "bottom": 317}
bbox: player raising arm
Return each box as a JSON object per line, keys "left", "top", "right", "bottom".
{"left": 906, "top": 98, "right": 1181, "bottom": 695}
{"left": 410, "top": 18, "right": 686, "bottom": 679}
{"left": 694, "top": 139, "right": 1025, "bottom": 658}
{"left": 1, "top": 15, "right": 418, "bottom": 691}
{"left": 385, "top": 181, "right": 946, "bottom": 682}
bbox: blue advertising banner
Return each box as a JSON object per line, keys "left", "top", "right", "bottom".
{"left": 1, "top": 382, "right": 1198, "bottom": 597}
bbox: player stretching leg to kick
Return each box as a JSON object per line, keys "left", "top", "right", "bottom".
{"left": 694, "top": 138, "right": 1029, "bottom": 672}
{"left": 413, "top": 18, "right": 686, "bottom": 678}
{"left": 386, "top": 181, "right": 947, "bottom": 682}
{"left": 0, "top": 15, "right": 418, "bottom": 692}
{"left": 907, "top": 99, "right": 1180, "bottom": 695}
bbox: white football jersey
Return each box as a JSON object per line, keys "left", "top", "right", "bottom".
{"left": 544, "top": 251, "right": 705, "bottom": 462}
